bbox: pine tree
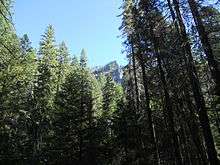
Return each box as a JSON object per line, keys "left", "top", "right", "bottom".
{"left": 1, "top": 0, "right": 220, "bottom": 164}
{"left": 53, "top": 53, "right": 103, "bottom": 164}
{"left": 31, "top": 25, "right": 59, "bottom": 163}
{"left": 71, "top": 55, "right": 79, "bottom": 66}
{"left": 36, "top": 24, "right": 58, "bottom": 109}
{"left": 103, "top": 76, "right": 117, "bottom": 114}
{"left": 188, "top": 0, "right": 220, "bottom": 98}
{"left": 80, "top": 48, "right": 87, "bottom": 68}
{"left": 168, "top": 0, "right": 219, "bottom": 164}
{"left": 0, "top": 1, "right": 35, "bottom": 162}
{"left": 57, "top": 41, "right": 70, "bottom": 91}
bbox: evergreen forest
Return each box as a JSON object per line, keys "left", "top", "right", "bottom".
{"left": 1, "top": 0, "right": 220, "bottom": 164}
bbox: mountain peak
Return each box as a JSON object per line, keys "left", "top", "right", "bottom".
{"left": 93, "top": 61, "right": 123, "bottom": 83}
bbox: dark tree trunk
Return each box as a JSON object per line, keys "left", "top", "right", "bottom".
{"left": 152, "top": 32, "right": 183, "bottom": 165}
{"left": 131, "top": 40, "right": 140, "bottom": 113}
{"left": 188, "top": 0, "right": 220, "bottom": 96}
{"left": 130, "top": 40, "right": 144, "bottom": 159}
{"left": 184, "top": 90, "right": 208, "bottom": 165}
{"left": 167, "top": 0, "right": 219, "bottom": 164}
{"left": 138, "top": 53, "right": 160, "bottom": 165}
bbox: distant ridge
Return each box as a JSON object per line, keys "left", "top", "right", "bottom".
{"left": 93, "top": 61, "right": 123, "bottom": 84}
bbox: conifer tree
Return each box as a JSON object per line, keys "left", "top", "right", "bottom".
{"left": 57, "top": 41, "right": 70, "bottom": 91}
{"left": 167, "top": 0, "right": 219, "bottom": 164}
{"left": 80, "top": 48, "right": 87, "bottom": 68}
{"left": 188, "top": 0, "right": 220, "bottom": 97}
{"left": 1, "top": 0, "right": 220, "bottom": 164}
{"left": 103, "top": 76, "right": 117, "bottom": 114}
{"left": 31, "top": 25, "right": 58, "bottom": 162}
{"left": 54, "top": 62, "right": 103, "bottom": 164}
{"left": 0, "top": 1, "right": 34, "bottom": 162}
{"left": 71, "top": 55, "right": 79, "bottom": 66}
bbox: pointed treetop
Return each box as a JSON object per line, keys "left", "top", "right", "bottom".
{"left": 39, "top": 24, "right": 57, "bottom": 63}
{"left": 20, "top": 34, "right": 32, "bottom": 54}
{"left": 41, "top": 24, "right": 55, "bottom": 44}
{"left": 59, "top": 41, "right": 69, "bottom": 54}
{"left": 60, "top": 41, "right": 67, "bottom": 48}
{"left": 80, "top": 48, "right": 88, "bottom": 68}
{"left": 58, "top": 41, "right": 70, "bottom": 64}
{"left": 71, "top": 55, "right": 79, "bottom": 66}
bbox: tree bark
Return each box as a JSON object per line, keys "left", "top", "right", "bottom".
{"left": 138, "top": 53, "right": 160, "bottom": 165}
{"left": 184, "top": 90, "right": 208, "bottom": 165}
{"left": 167, "top": 0, "right": 219, "bottom": 164}
{"left": 131, "top": 39, "right": 140, "bottom": 113}
{"left": 188, "top": 0, "right": 220, "bottom": 96}
{"left": 151, "top": 31, "right": 183, "bottom": 165}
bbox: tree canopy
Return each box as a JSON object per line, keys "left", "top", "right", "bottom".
{"left": 0, "top": 0, "right": 220, "bottom": 164}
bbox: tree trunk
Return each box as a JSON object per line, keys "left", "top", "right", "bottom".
{"left": 188, "top": 0, "right": 220, "bottom": 96}
{"left": 152, "top": 31, "right": 183, "bottom": 165}
{"left": 131, "top": 39, "right": 140, "bottom": 113}
{"left": 184, "top": 90, "right": 208, "bottom": 165}
{"left": 138, "top": 53, "right": 160, "bottom": 165}
{"left": 167, "top": 0, "right": 219, "bottom": 164}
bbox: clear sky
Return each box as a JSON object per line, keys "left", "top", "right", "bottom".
{"left": 13, "top": 0, "right": 127, "bottom": 67}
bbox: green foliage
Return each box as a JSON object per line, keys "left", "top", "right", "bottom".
{"left": 52, "top": 65, "right": 103, "bottom": 164}
{"left": 0, "top": 1, "right": 38, "bottom": 162}
{"left": 80, "top": 48, "right": 88, "bottom": 68}
{"left": 57, "top": 41, "right": 71, "bottom": 91}
{"left": 36, "top": 25, "right": 59, "bottom": 108}
{"left": 1, "top": 0, "right": 220, "bottom": 164}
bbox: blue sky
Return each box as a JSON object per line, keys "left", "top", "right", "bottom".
{"left": 13, "top": 0, "right": 127, "bottom": 67}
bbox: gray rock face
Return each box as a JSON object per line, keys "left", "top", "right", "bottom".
{"left": 93, "top": 61, "right": 123, "bottom": 84}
